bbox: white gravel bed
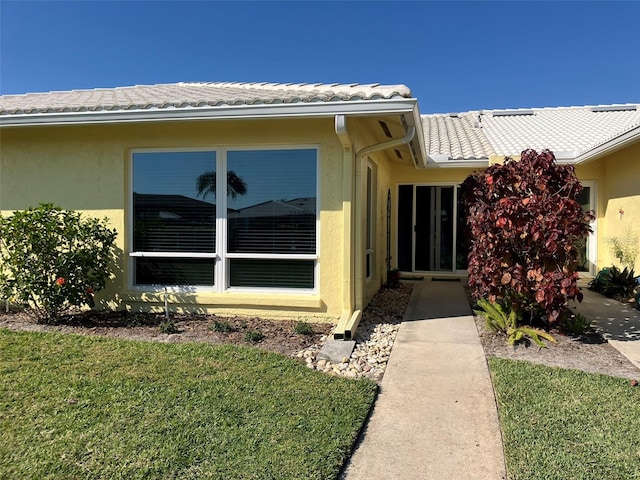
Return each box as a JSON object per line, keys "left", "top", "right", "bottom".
{"left": 294, "top": 283, "right": 413, "bottom": 382}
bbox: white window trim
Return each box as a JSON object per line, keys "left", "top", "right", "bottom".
{"left": 581, "top": 180, "right": 598, "bottom": 277}
{"left": 128, "top": 145, "right": 320, "bottom": 294}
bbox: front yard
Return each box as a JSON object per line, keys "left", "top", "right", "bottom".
{"left": 0, "top": 329, "right": 377, "bottom": 479}
{"left": 489, "top": 357, "right": 640, "bottom": 480}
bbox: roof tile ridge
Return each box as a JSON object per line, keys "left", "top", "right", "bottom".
{"left": 447, "top": 116, "right": 466, "bottom": 159}
{"left": 459, "top": 113, "right": 495, "bottom": 157}
{"left": 172, "top": 81, "right": 411, "bottom": 98}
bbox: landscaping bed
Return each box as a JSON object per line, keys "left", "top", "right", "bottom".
{"left": 475, "top": 315, "right": 640, "bottom": 380}
{"left": 0, "top": 309, "right": 333, "bottom": 358}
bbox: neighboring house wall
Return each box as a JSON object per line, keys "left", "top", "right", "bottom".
{"left": 0, "top": 117, "right": 351, "bottom": 320}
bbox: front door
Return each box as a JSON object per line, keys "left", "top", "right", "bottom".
{"left": 398, "top": 185, "right": 463, "bottom": 273}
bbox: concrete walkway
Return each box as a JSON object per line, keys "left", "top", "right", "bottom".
{"left": 342, "top": 280, "right": 506, "bottom": 480}
{"left": 571, "top": 281, "right": 640, "bottom": 370}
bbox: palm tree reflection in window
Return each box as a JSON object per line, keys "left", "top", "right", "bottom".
{"left": 196, "top": 171, "right": 248, "bottom": 200}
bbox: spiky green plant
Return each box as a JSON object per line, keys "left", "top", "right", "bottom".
{"left": 475, "top": 298, "right": 556, "bottom": 348}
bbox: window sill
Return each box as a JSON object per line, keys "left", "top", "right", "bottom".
{"left": 122, "top": 290, "right": 323, "bottom": 309}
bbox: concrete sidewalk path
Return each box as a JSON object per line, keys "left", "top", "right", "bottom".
{"left": 342, "top": 280, "right": 506, "bottom": 480}
{"left": 571, "top": 281, "right": 640, "bottom": 370}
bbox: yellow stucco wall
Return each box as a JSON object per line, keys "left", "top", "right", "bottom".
{"left": 593, "top": 142, "right": 640, "bottom": 272}
{"left": 0, "top": 118, "right": 347, "bottom": 321}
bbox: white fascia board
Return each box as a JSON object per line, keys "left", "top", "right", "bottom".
{"left": 0, "top": 98, "right": 419, "bottom": 127}
{"left": 574, "top": 124, "right": 640, "bottom": 164}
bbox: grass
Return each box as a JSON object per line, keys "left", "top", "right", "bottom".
{"left": 488, "top": 357, "right": 640, "bottom": 480}
{"left": 0, "top": 329, "right": 377, "bottom": 479}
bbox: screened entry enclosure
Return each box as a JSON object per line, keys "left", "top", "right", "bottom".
{"left": 131, "top": 148, "right": 318, "bottom": 290}
{"left": 398, "top": 185, "right": 467, "bottom": 273}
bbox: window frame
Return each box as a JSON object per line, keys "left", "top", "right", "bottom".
{"left": 128, "top": 145, "right": 320, "bottom": 294}
{"left": 365, "top": 160, "right": 376, "bottom": 281}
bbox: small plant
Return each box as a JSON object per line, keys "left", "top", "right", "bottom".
{"left": 294, "top": 321, "right": 314, "bottom": 335}
{"left": 475, "top": 297, "right": 518, "bottom": 333}
{"left": 561, "top": 312, "right": 591, "bottom": 335}
{"left": 0, "top": 204, "right": 117, "bottom": 323}
{"left": 475, "top": 298, "right": 556, "bottom": 348}
{"left": 159, "top": 320, "right": 179, "bottom": 334}
{"left": 387, "top": 269, "right": 401, "bottom": 288}
{"left": 209, "top": 319, "right": 237, "bottom": 333}
{"left": 127, "top": 314, "right": 150, "bottom": 328}
{"left": 590, "top": 266, "right": 637, "bottom": 300}
{"left": 608, "top": 228, "right": 639, "bottom": 269}
{"left": 244, "top": 329, "right": 264, "bottom": 342}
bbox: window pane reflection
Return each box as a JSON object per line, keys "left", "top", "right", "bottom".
{"left": 133, "top": 151, "right": 216, "bottom": 253}
{"left": 227, "top": 149, "right": 316, "bottom": 254}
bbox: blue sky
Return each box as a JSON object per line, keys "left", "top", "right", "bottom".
{"left": 1, "top": 1, "right": 639, "bottom": 113}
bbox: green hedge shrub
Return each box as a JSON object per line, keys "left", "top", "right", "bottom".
{"left": 0, "top": 203, "right": 117, "bottom": 323}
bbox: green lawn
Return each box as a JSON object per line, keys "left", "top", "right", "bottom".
{"left": 0, "top": 329, "right": 377, "bottom": 480}
{"left": 488, "top": 357, "right": 640, "bottom": 480}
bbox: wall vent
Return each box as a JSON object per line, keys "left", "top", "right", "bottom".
{"left": 379, "top": 120, "right": 393, "bottom": 138}
{"left": 394, "top": 149, "right": 403, "bottom": 160}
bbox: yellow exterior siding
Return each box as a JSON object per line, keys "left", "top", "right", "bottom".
{"left": 0, "top": 118, "right": 347, "bottom": 321}
{"left": 596, "top": 143, "right": 640, "bottom": 271}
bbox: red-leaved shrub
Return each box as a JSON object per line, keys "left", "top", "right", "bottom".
{"left": 462, "top": 149, "right": 593, "bottom": 324}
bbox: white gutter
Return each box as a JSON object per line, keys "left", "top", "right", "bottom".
{"left": 354, "top": 126, "right": 416, "bottom": 314}
{"left": 427, "top": 154, "right": 489, "bottom": 168}
{"left": 334, "top": 114, "right": 416, "bottom": 340}
{"left": 356, "top": 126, "right": 416, "bottom": 162}
{"left": 0, "top": 98, "right": 419, "bottom": 127}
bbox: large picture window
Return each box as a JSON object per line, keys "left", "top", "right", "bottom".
{"left": 130, "top": 147, "right": 318, "bottom": 291}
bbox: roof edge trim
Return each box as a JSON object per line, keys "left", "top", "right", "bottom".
{"left": 427, "top": 153, "right": 489, "bottom": 168}
{"left": 0, "top": 98, "right": 419, "bottom": 127}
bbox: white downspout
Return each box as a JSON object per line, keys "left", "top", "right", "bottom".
{"left": 334, "top": 114, "right": 416, "bottom": 339}
{"left": 354, "top": 126, "right": 416, "bottom": 313}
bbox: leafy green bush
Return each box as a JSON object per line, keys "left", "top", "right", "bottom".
{"left": 475, "top": 298, "right": 556, "bottom": 347}
{"left": 244, "top": 329, "right": 264, "bottom": 342}
{"left": 0, "top": 204, "right": 117, "bottom": 323}
{"left": 159, "top": 319, "right": 179, "bottom": 334}
{"left": 209, "top": 319, "right": 237, "bottom": 333}
{"left": 294, "top": 321, "right": 314, "bottom": 335}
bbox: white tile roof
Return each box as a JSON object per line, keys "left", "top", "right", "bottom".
{"left": 0, "top": 81, "right": 412, "bottom": 116}
{"left": 422, "top": 112, "right": 495, "bottom": 160}
{"left": 423, "top": 104, "right": 640, "bottom": 162}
